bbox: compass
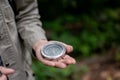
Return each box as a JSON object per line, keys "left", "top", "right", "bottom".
{"left": 40, "top": 42, "right": 66, "bottom": 59}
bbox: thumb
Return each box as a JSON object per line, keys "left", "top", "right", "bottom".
{"left": 0, "top": 67, "right": 14, "bottom": 75}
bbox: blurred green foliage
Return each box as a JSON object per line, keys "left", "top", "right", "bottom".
{"left": 32, "top": 0, "right": 120, "bottom": 80}
{"left": 33, "top": 59, "right": 88, "bottom": 80}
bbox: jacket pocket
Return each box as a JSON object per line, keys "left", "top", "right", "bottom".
{"left": 1, "top": 5, "right": 15, "bottom": 23}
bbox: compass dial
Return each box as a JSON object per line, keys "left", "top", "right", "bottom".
{"left": 41, "top": 42, "right": 66, "bottom": 59}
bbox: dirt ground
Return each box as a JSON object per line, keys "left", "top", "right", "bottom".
{"left": 72, "top": 47, "right": 119, "bottom": 80}
{"left": 82, "top": 60, "right": 120, "bottom": 80}
{"left": 77, "top": 55, "right": 120, "bottom": 80}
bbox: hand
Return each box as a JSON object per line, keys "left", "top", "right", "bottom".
{"left": 33, "top": 40, "right": 76, "bottom": 68}
{"left": 0, "top": 66, "right": 14, "bottom": 80}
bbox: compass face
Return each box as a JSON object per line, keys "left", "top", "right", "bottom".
{"left": 41, "top": 42, "right": 66, "bottom": 59}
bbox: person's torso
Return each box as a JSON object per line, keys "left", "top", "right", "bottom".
{"left": 0, "top": 0, "right": 35, "bottom": 80}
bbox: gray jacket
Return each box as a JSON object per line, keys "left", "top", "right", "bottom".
{"left": 0, "top": 0, "right": 46, "bottom": 80}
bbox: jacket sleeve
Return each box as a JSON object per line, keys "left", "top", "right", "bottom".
{"left": 15, "top": 0, "right": 47, "bottom": 48}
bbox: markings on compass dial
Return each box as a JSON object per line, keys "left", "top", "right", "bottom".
{"left": 44, "top": 45, "right": 63, "bottom": 57}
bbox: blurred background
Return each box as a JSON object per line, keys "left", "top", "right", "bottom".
{"left": 32, "top": 0, "right": 120, "bottom": 80}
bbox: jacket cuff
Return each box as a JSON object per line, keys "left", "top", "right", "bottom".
{"left": 25, "top": 32, "right": 47, "bottom": 48}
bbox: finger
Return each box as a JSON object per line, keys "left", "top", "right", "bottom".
{"left": 62, "top": 55, "right": 76, "bottom": 64}
{"left": 0, "top": 75, "right": 7, "bottom": 80}
{"left": 64, "top": 45, "right": 73, "bottom": 53}
{"left": 54, "top": 62, "right": 67, "bottom": 68}
{"left": 0, "top": 67, "right": 14, "bottom": 75}
{"left": 53, "top": 41, "right": 73, "bottom": 53}
{"left": 59, "top": 59, "right": 72, "bottom": 65}
{"left": 40, "top": 59, "right": 55, "bottom": 67}
{"left": 58, "top": 58, "right": 72, "bottom": 64}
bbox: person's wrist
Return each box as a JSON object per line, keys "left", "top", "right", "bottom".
{"left": 33, "top": 39, "right": 48, "bottom": 51}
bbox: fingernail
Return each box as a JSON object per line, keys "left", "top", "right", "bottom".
{"left": 72, "top": 60, "right": 76, "bottom": 64}
{"left": 69, "top": 46, "right": 73, "bottom": 51}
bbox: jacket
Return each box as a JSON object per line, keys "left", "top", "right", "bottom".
{"left": 0, "top": 0, "right": 47, "bottom": 80}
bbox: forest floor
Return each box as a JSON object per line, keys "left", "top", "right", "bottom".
{"left": 78, "top": 57, "right": 120, "bottom": 80}
{"left": 76, "top": 48, "right": 120, "bottom": 80}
